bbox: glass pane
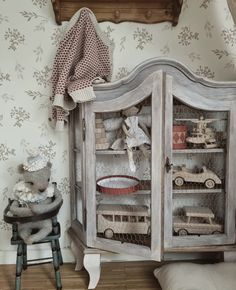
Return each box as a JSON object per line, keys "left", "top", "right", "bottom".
{"left": 74, "top": 108, "right": 84, "bottom": 226}
{"left": 172, "top": 97, "right": 227, "bottom": 237}
{"left": 95, "top": 97, "right": 152, "bottom": 247}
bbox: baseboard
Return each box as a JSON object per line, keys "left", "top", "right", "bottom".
{"left": 0, "top": 247, "right": 75, "bottom": 264}
{"left": 0, "top": 246, "right": 220, "bottom": 265}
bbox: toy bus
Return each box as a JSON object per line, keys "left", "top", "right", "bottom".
{"left": 97, "top": 204, "right": 150, "bottom": 239}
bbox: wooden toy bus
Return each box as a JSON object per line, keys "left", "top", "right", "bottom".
{"left": 97, "top": 204, "right": 150, "bottom": 239}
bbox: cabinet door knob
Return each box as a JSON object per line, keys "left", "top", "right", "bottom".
{"left": 165, "top": 157, "right": 173, "bottom": 173}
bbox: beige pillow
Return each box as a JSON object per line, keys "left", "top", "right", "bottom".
{"left": 154, "top": 262, "right": 236, "bottom": 290}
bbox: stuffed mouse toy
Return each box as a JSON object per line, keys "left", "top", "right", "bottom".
{"left": 9, "top": 152, "right": 63, "bottom": 244}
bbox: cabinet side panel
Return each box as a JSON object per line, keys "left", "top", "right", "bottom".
{"left": 69, "top": 110, "right": 77, "bottom": 221}
{"left": 151, "top": 70, "right": 164, "bottom": 261}
{"left": 84, "top": 104, "right": 97, "bottom": 246}
{"left": 225, "top": 104, "right": 236, "bottom": 243}
{"left": 164, "top": 75, "right": 174, "bottom": 248}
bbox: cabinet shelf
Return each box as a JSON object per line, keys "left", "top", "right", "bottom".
{"left": 79, "top": 148, "right": 225, "bottom": 155}
{"left": 95, "top": 149, "right": 151, "bottom": 155}
{"left": 96, "top": 150, "right": 126, "bottom": 155}
{"left": 173, "top": 148, "right": 225, "bottom": 154}
{"left": 173, "top": 188, "right": 224, "bottom": 194}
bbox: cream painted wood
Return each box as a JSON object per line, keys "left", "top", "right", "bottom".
{"left": 70, "top": 106, "right": 88, "bottom": 244}
{"left": 92, "top": 71, "right": 163, "bottom": 112}
{"left": 88, "top": 71, "right": 164, "bottom": 260}
{"left": 69, "top": 112, "right": 77, "bottom": 222}
{"left": 84, "top": 103, "right": 97, "bottom": 246}
{"left": 68, "top": 59, "right": 236, "bottom": 280}
{"left": 70, "top": 229, "right": 102, "bottom": 289}
{"left": 84, "top": 254, "right": 101, "bottom": 289}
{"left": 93, "top": 58, "right": 236, "bottom": 103}
{"left": 150, "top": 71, "right": 164, "bottom": 260}
{"left": 164, "top": 74, "right": 173, "bottom": 248}
{"left": 71, "top": 240, "right": 84, "bottom": 271}
{"left": 164, "top": 72, "right": 236, "bottom": 248}
{"left": 80, "top": 103, "right": 87, "bottom": 241}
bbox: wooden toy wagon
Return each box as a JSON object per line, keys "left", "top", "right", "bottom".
{"left": 173, "top": 206, "right": 223, "bottom": 236}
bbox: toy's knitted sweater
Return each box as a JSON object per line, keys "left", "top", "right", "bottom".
{"left": 50, "top": 8, "right": 113, "bottom": 130}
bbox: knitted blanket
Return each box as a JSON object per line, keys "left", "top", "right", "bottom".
{"left": 50, "top": 8, "right": 113, "bottom": 130}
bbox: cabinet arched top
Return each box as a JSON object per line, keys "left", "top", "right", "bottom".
{"left": 94, "top": 58, "right": 236, "bottom": 103}
{"left": 92, "top": 71, "right": 163, "bottom": 112}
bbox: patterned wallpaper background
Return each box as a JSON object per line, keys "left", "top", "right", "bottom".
{"left": 0, "top": 0, "right": 236, "bottom": 263}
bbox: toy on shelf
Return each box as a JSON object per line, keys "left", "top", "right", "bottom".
{"left": 173, "top": 206, "right": 223, "bottom": 236}
{"left": 175, "top": 116, "right": 219, "bottom": 148}
{"left": 96, "top": 175, "right": 140, "bottom": 195}
{"left": 97, "top": 204, "right": 150, "bottom": 239}
{"left": 172, "top": 165, "right": 222, "bottom": 189}
{"left": 173, "top": 125, "right": 187, "bottom": 149}
{"left": 103, "top": 106, "right": 151, "bottom": 172}
{"left": 122, "top": 116, "right": 150, "bottom": 172}
{"left": 95, "top": 114, "right": 110, "bottom": 150}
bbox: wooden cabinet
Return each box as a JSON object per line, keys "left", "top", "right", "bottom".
{"left": 68, "top": 58, "right": 236, "bottom": 288}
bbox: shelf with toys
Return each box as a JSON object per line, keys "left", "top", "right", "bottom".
{"left": 68, "top": 60, "right": 236, "bottom": 286}
{"left": 173, "top": 148, "right": 224, "bottom": 154}
{"left": 167, "top": 96, "right": 229, "bottom": 248}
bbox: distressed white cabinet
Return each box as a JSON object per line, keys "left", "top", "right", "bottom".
{"left": 68, "top": 59, "right": 236, "bottom": 288}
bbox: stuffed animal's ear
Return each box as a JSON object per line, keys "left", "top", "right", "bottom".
{"left": 47, "top": 161, "right": 52, "bottom": 169}
{"left": 18, "top": 164, "right": 25, "bottom": 174}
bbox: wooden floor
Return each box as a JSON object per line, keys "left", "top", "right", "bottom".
{"left": 0, "top": 261, "right": 161, "bottom": 290}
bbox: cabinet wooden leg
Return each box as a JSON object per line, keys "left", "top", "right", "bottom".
{"left": 84, "top": 253, "right": 101, "bottom": 289}
{"left": 71, "top": 241, "right": 84, "bottom": 271}
{"left": 224, "top": 251, "right": 236, "bottom": 262}
{"left": 70, "top": 240, "right": 101, "bottom": 289}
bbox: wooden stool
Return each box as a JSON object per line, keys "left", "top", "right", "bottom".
{"left": 4, "top": 200, "right": 63, "bottom": 290}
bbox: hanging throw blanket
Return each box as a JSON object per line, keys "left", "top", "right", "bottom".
{"left": 50, "top": 8, "right": 114, "bottom": 130}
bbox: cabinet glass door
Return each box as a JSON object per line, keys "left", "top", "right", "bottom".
{"left": 164, "top": 86, "right": 235, "bottom": 248}
{"left": 70, "top": 107, "right": 86, "bottom": 236}
{"left": 85, "top": 71, "right": 163, "bottom": 260}
{"left": 95, "top": 98, "right": 152, "bottom": 250}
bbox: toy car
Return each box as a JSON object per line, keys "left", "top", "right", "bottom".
{"left": 172, "top": 165, "right": 221, "bottom": 189}
{"left": 173, "top": 206, "right": 223, "bottom": 236}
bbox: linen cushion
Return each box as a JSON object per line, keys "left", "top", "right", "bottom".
{"left": 154, "top": 262, "right": 236, "bottom": 290}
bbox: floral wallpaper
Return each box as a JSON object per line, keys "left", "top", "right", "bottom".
{"left": 0, "top": 0, "right": 236, "bottom": 263}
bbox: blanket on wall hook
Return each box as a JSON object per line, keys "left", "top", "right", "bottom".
{"left": 50, "top": 7, "right": 114, "bottom": 130}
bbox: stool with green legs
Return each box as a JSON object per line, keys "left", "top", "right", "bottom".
{"left": 4, "top": 199, "right": 63, "bottom": 290}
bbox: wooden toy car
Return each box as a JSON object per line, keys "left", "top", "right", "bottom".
{"left": 172, "top": 165, "right": 221, "bottom": 189}
{"left": 97, "top": 204, "right": 150, "bottom": 239}
{"left": 173, "top": 206, "right": 223, "bottom": 236}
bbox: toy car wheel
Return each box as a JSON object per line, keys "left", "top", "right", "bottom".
{"left": 178, "top": 229, "right": 188, "bottom": 236}
{"left": 104, "top": 228, "right": 114, "bottom": 239}
{"left": 174, "top": 177, "right": 184, "bottom": 187}
{"left": 205, "top": 179, "right": 215, "bottom": 189}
